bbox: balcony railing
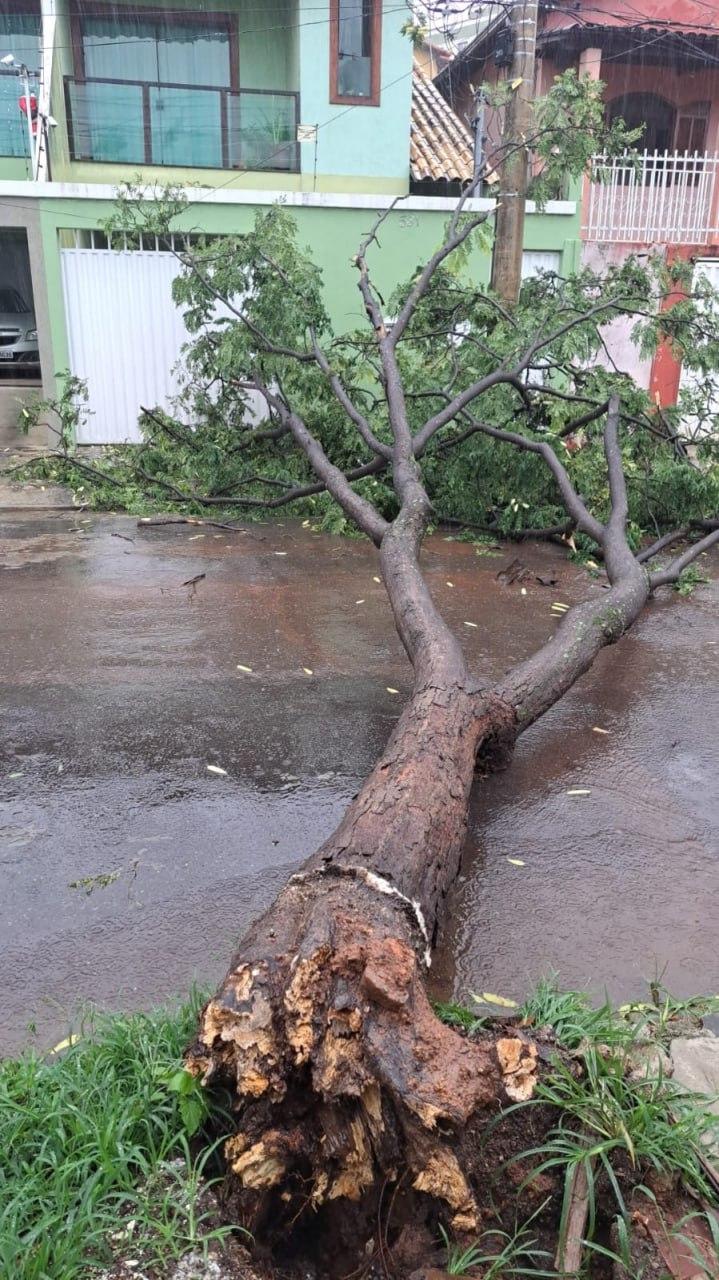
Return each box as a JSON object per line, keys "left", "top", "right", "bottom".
{"left": 583, "top": 150, "right": 719, "bottom": 245}
{"left": 64, "top": 76, "right": 299, "bottom": 173}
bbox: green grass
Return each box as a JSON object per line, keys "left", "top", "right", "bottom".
{"left": 438, "top": 1216, "right": 555, "bottom": 1278}
{"left": 523, "top": 1044, "right": 719, "bottom": 1210}
{"left": 4, "top": 979, "right": 718, "bottom": 1279}
{"left": 515, "top": 980, "right": 719, "bottom": 1275}
{"left": 519, "top": 976, "right": 631, "bottom": 1049}
{"left": 432, "top": 1000, "right": 487, "bottom": 1036}
{"left": 439, "top": 978, "right": 719, "bottom": 1276}
{"left": 0, "top": 990, "right": 236, "bottom": 1280}
{"left": 520, "top": 974, "right": 719, "bottom": 1049}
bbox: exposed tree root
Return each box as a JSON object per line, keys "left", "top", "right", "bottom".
{"left": 187, "top": 882, "right": 527, "bottom": 1240}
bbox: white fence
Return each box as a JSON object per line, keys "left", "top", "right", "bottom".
{"left": 61, "top": 247, "right": 190, "bottom": 444}
{"left": 583, "top": 150, "right": 719, "bottom": 245}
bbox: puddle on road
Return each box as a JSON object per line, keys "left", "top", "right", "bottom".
{"left": 1, "top": 512, "right": 717, "bottom": 1054}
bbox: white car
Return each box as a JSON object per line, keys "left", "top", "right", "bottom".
{"left": 0, "top": 287, "right": 39, "bottom": 368}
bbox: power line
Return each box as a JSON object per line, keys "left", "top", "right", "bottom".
{"left": 2, "top": 2, "right": 717, "bottom": 222}
{"left": 573, "top": 1, "right": 719, "bottom": 35}
{"left": 0, "top": 64, "right": 418, "bottom": 222}
{"left": 0, "top": 3, "right": 412, "bottom": 59}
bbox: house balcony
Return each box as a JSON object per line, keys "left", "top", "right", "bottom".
{"left": 582, "top": 150, "right": 719, "bottom": 246}
{"left": 64, "top": 76, "right": 299, "bottom": 173}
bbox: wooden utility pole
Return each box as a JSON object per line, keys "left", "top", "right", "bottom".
{"left": 490, "top": 0, "right": 539, "bottom": 304}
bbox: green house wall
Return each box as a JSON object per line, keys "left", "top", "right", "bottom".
{"left": 32, "top": 192, "right": 580, "bottom": 384}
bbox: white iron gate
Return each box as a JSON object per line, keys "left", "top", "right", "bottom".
{"left": 61, "top": 245, "right": 191, "bottom": 444}
{"left": 583, "top": 150, "right": 719, "bottom": 245}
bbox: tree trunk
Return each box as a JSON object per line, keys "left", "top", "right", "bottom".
{"left": 186, "top": 542, "right": 656, "bottom": 1263}
{"left": 187, "top": 675, "right": 525, "bottom": 1249}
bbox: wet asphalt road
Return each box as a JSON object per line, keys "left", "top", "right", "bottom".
{"left": 1, "top": 512, "right": 717, "bottom": 1054}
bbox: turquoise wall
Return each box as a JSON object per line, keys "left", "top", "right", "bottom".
{"left": 0, "top": 155, "right": 32, "bottom": 180}
{"left": 29, "top": 0, "right": 414, "bottom": 191}
{"left": 298, "top": 0, "right": 413, "bottom": 184}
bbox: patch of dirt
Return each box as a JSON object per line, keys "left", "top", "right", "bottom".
{"left": 98, "top": 1243, "right": 257, "bottom": 1280}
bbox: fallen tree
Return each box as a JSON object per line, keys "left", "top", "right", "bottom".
{"left": 25, "top": 99, "right": 703, "bottom": 1262}
{"left": 100, "top": 189, "right": 717, "bottom": 1267}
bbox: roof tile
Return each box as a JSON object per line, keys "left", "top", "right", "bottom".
{"left": 411, "top": 61, "right": 473, "bottom": 184}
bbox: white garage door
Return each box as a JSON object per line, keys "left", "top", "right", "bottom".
{"left": 61, "top": 247, "right": 192, "bottom": 444}
{"left": 678, "top": 258, "right": 719, "bottom": 437}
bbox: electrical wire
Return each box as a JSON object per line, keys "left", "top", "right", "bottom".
{"left": 1, "top": 0, "right": 718, "bottom": 218}
{"left": 0, "top": 62, "right": 419, "bottom": 220}
{"left": 0, "top": 2, "right": 412, "bottom": 59}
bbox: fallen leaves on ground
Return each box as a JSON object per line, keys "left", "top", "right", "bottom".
{"left": 475, "top": 992, "right": 518, "bottom": 1008}
{"left": 50, "top": 1034, "right": 80, "bottom": 1055}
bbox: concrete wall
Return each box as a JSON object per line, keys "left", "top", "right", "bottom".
{"left": 0, "top": 199, "right": 55, "bottom": 447}
{"left": 581, "top": 240, "right": 653, "bottom": 389}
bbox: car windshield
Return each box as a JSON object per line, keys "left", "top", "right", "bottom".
{"left": 0, "top": 288, "right": 29, "bottom": 314}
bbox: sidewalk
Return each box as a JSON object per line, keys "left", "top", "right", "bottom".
{"left": 0, "top": 448, "right": 74, "bottom": 508}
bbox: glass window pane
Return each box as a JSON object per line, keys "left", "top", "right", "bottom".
{"left": 156, "top": 25, "right": 230, "bottom": 88}
{"left": 337, "top": 0, "right": 372, "bottom": 98}
{"left": 0, "top": 74, "right": 31, "bottom": 157}
{"left": 0, "top": 12, "right": 41, "bottom": 70}
{"left": 82, "top": 16, "right": 157, "bottom": 82}
{"left": 0, "top": 12, "right": 41, "bottom": 157}
{"left": 151, "top": 85, "right": 222, "bottom": 167}
{"left": 228, "top": 91, "right": 296, "bottom": 171}
{"left": 68, "top": 80, "right": 145, "bottom": 163}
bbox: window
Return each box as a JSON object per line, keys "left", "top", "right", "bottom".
{"left": 0, "top": 9, "right": 41, "bottom": 158}
{"left": 69, "top": 7, "right": 236, "bottom": 168}
{"left": 79, "top": 14, "right": 232, "bottom": 90}
{"left": 330, "top": 0, "right": 380, "bottom": 106}
{"left": 607, "top": 93, "right": 676, "bottom": 153}
{"left": 674, "top": 103, "right": 709, "bottom": 154}
{"left": 66, "top": 3, "right": 299, "bottom": 171}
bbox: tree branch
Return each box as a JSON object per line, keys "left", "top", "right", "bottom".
{"left": 176, "top": 244, "right": 315, "bottom": 363}
{"left": 649, "top": 528, "right": 719, "bottom": 589}
{"left": 636, "top": 527, "right": 689, "bottom": 564}
{"left": 309, "top": 330, "right": 392, "bottom": 460}
{"left": 556, "top": 399, "right": 611, "bottom": 438}
{"left": 389, "top": 207, "right": 489, "bottom": 348}
{"left": 413, "top": 370, "right": 529, "bottom": 452}
{"left": 435, "top": 411, "right": 605, "bottom": 544}
{"left": 604, "top": 395, "right": 628, "bottom": 535}
{"left": 255, "top": 377, "right": 389, "bottom": 546}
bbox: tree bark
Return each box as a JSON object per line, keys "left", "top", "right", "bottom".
{"left": 187, "top": 675, "right": 521, "bottom": 1248}
{"left": 187, "top": 519, "right": 526, "bottom": 1245}
{"left": 185, "top": 538, "right": 666, "bottom": 1260}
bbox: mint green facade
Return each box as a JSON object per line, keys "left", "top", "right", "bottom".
{"left": 35, "top": 195, "right": 581, "bottom": 378}
{"left": 0, "top": 0, "right": 580, "bottom": 436}
{"left": 5, "top": 0, "right": 414, "bottom": 193}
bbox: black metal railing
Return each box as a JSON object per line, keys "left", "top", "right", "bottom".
{"left": 64, "top": 75, "right": 299, "bottom": 173}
